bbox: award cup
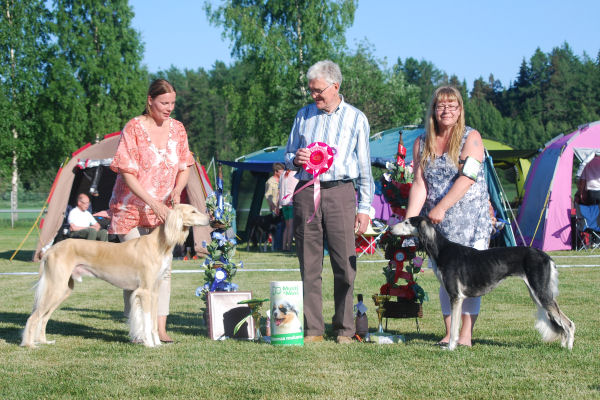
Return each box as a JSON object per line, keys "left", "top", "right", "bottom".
{"left": 372, "top": 294, "right": 391, "bottom": 335}
{"left": 237, "top": 298, "right": 269, "bottom": 342}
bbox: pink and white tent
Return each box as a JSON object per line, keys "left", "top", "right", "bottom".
{"left": 516, "top": 121, "right": 600, "bottom": 250}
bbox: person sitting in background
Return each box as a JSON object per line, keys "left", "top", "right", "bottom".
{"left": 578, "top": 156, "right": 600, "bottom": 205}
{"left": 68, "top": 193, "right": 108, "bottom": 241}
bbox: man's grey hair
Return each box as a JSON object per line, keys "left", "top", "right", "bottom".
{"left": 306, "top": 60, "right": 342, "bottom": 86}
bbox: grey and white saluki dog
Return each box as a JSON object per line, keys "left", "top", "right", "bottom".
{"left": 391, "top": 216, "right": 575, "bottom": 350}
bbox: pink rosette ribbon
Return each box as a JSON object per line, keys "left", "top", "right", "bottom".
{"left": 287, "top": 142, "right": 336, "bottom": 223}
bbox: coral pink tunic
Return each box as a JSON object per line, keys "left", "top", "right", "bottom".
{"left": 108, "top": 117, "right": 194, "bottom": 234}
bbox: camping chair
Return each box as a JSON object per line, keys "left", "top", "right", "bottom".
{"left": 574, "top": 203, "right": 600, "bottom": 250}
{"left": 356, "top": 207, "right": 388, "bottom": 258}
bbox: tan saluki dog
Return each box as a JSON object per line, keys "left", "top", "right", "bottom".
{"left": 21, "top": 204, "right": 209, "bottom": 348}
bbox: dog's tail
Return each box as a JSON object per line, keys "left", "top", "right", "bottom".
{"left": 533, "top": 261, "right": 575, "bottom": 349}
{"left": 31, "top": 258, "right": 49, "bottom": 312}
{"left": 31, "top": 247, "right": 55, "bottom": 305}
{"left": 534, "top": 302, "right": 575, "bottom": 350}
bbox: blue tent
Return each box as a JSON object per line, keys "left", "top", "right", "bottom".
{"left": 219, "top": 125, "right": 424, "bottom": 171}
{"left": 369, "top": 125, "right": 423, "bottom": 166}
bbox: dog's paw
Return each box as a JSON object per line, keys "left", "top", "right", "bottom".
{"left": 143, "top": 339, "right": 157, "bottom": 348}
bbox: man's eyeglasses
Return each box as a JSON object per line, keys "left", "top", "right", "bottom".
{"left": 307, "top": 84, "right": 333, "bottom": 97}
{"left": 435, "top": 104, "right": 460, "bottom": 112}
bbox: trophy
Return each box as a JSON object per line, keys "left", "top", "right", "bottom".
{"left": 236, "top": 298, "right": 269, "bottom": 342}
{"left": 372, "top": 294, "right": 392, "bottom": 335}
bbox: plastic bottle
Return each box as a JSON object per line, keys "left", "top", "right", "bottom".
{"left": 354, "top": 294, "right": 368, "bottom": 338}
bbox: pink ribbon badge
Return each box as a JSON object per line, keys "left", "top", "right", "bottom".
{"left": 286, "top": 142, "right": 336, "bottom": 223}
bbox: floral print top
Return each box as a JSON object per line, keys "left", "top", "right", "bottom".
{"left": 420, "top": 127, "right": 492, "bottom": 248}
{"left": 108, "top": 117, "right": 194, "bottom": 234}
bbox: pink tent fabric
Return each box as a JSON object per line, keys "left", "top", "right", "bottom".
{"left": 517, "top": 121, "right": 600, "bottom": 250}
{"left": 34, "top": 132, "right": 213, "bottom": 261}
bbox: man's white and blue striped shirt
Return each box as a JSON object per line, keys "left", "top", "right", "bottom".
{"left": 284, "top": 98, "right": 374, "bottom": 213}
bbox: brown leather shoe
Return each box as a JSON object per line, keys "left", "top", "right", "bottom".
{"left": 336, "top": 336, "right": 353, "bottom": 344}
{"left": 304, "top": 335, "right": 324, "bottom": 343}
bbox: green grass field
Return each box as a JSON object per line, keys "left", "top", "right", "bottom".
{"left": 1, "top": 224, "right": 599, "bottom": 399}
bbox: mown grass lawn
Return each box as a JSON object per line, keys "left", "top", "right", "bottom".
{"left": 1, "top": 222, "right": 599, "bottom": 399}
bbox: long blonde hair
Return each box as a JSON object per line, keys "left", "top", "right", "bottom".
{"left": 420, "top": 86, "right": 465, "bottom": 169}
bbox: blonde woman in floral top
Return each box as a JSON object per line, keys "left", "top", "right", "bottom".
{"left": 405, "top": 86, "right": 492, "bottom": 347}
{"left": 108, "top": 79, "right": 194, "bottom": 343}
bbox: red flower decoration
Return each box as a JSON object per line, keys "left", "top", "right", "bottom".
{"left": 399, "top": 182, "right": 412, "bottom": 198}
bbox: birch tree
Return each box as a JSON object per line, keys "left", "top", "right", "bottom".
{"left": 0, "top": 0, "right": 50, "bottom": 225}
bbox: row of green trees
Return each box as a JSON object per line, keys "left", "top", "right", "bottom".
{"left": 1, "top": 0, "right": 147, "bottom": 199}
{"left": 467, "top": 43, "right": 600, "bottom": 149}
{"left": 2, "top": 0, "right": 600, "bottom": 200}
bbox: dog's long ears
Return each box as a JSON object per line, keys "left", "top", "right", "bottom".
{"left": 415, "top": 216, "right": 439, "bottom": 258}
{"left": 410, "top": 215, "right": 428, "bottom": 227}
{"left": 166, "top": 207, "right": 184, "bottom": 234}
{"left": 164, "top": 207, "right": 187, "bottom": 246}
{"left": 418, "top": 217, "right": 429, "bottom": 232}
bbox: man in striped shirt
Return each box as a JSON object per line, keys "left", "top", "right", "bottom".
{"left": 284, "top": 60, "right": 374, "bottom": 344}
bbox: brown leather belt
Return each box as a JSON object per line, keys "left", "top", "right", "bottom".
{"left": 298, "top": 180, "right": 353, "bottom": 189}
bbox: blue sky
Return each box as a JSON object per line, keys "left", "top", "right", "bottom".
{"left": 129, "top": 0, "right": 599, "bottom": 90}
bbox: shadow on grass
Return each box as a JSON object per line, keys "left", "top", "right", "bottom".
{"left": 0, "top": 250, "right": 35, "bottom": 262}
{"left": 4, "top": 306, "right": 210, "bottom": 345}
{"left": 62, "top": 307, "right": 124, "bottom": 321}
{"left": 0, "top": 310, "right": 128, "bottom": 345}
{"left": 63, "top": 307, "right": 210, "bottom": 337}
{"left": 367, "top": 320, "right": 508, "bottom": 347}
{"left": 166, "top": 311, "right": 208, "bottom": 337}
{"left": 3, "top": 307, "right": 510, "bottom": 347}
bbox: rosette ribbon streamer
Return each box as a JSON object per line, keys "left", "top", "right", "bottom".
{"left": 210, "top": 268, "right": 228, "bottom": 291}
{"left": 395, "top": 131, "right": 407, "bottom": 167}
{"left": 287, "top": 142, "right": 336, "bottom": 223}
{"left": 214, "top": 165, "right": 225, "bottom": 221}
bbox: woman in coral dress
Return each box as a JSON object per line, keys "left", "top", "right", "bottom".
{"left": 108, "top": 79, "right": 194, "bottom": 343}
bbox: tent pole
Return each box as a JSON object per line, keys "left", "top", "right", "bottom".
{"left": 213, "top": 157, "right": 217, "bottom": 187}
{"left": 487, "top": 151, "right": 521, "bottom": 246}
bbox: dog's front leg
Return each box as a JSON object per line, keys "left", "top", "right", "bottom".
{"left": 21, "top": 313, "right": 40, "bottom": 348}
{"left": 151, "top": 288, "right": 161, "bottom": 347}
{"left": 136, "top": 290, "right": 156, "bottom": 347}
{"left": 447, "top": 296, "right": 464, "bottom": 351}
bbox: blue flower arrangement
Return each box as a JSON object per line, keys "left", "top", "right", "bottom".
{"left": 195, "top": 166, "right": 242, "bottom": 302}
